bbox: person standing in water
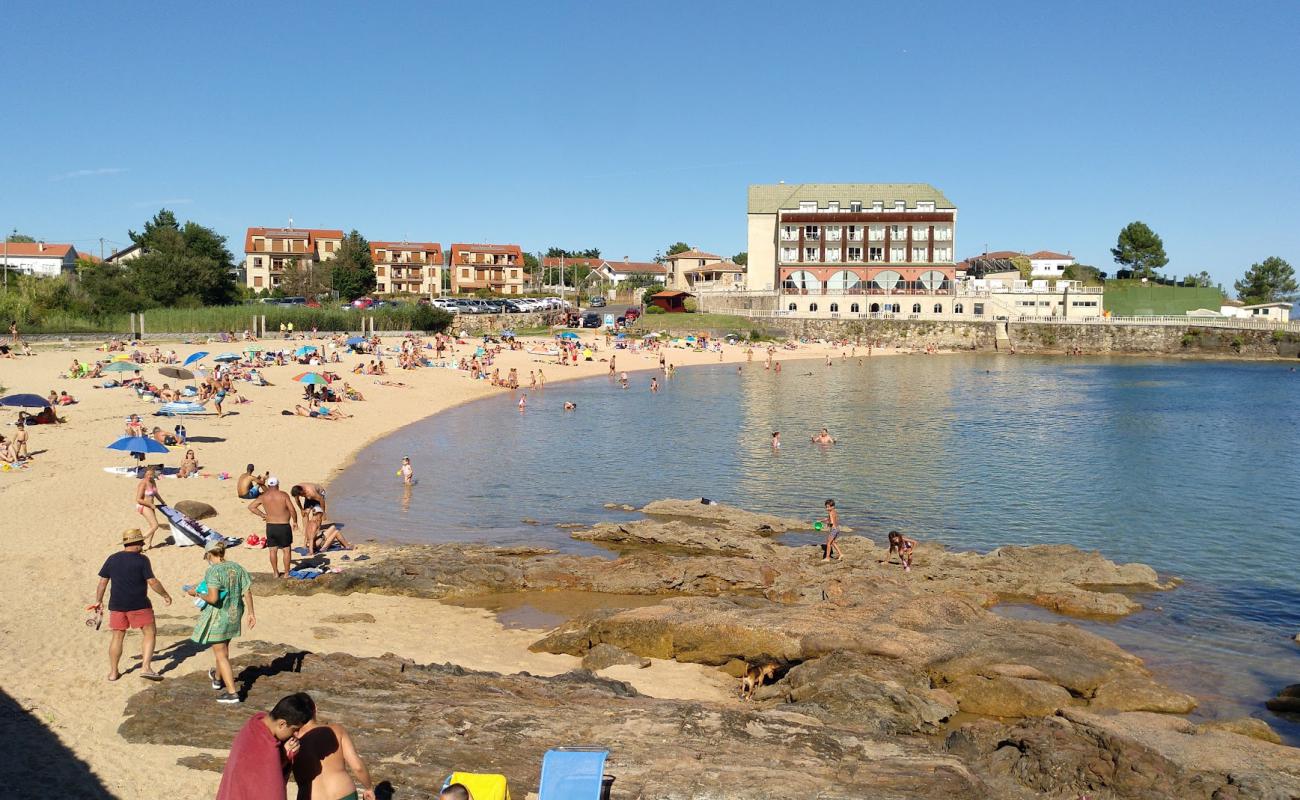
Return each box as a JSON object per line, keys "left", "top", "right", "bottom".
{"left": 400, "top": 456, "right": 413, "bottom": 486}
{"left": 650, "top": 377, "right": 659, "bottom": 393}
{"left": 819, "top": 499, "right": 842, "bottom": 562}
{"left": 771, "top": 431, "right": 781, "bottom": 449}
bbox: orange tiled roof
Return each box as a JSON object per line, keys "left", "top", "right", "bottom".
{"left": 451, "top": 243, "right": 523, "bottom": 256}
{"left": 664, "top": 248, "right": 721, "bottom": 261}
{"left": 1, "top": 242, "right": 75, "bottom": 258}
{"left": 371, "top": 241, "right": 441, "bottom": 256}
{"left": 1028, "top": 250, "right": 1073, "bottom": 260}
{"left": 607, "top": 260, "right": 666, "bottom": 274}
{"left": 245, "top": 227, "right": 344, "bottom": 252}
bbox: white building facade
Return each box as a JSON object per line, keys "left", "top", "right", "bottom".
{"left": 0, "top": 242, "right": 79, "bottom": 278}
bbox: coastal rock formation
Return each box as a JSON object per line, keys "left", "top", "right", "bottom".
{"left": 119, "top": 646, "right": 1300, "bottom": 799}
{"left": 581, "top": 643, "right": 651, "bottom": 671}
{"left": 120, "top": 646, "right": 996, "bottom": 799}
{"left": 1267, "top": 684, "right": 1300, "bottom": 716}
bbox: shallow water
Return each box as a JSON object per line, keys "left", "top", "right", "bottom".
{"left": 332, "top": 354, "right": 1300, "bottom": 741}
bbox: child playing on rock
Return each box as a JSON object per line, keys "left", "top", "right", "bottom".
{"left": 886, "top": 530, "right": 916, "bottom": 572}
{"left": 819, "top": 499, "right": 842, "bottom": 562}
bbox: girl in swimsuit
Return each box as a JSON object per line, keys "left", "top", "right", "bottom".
{"left": 179, "top": 449, "right": 198, "bottom": 479}
{"left": 886, "top": 531, "right": 916, "bottom": 572}
{"left": 135, "top": 468, "right": 165, "bottom": 549}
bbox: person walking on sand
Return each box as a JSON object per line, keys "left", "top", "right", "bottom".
{"left": 819, "top": 499, "right": 843, "bottom": 562}
{"left": 186, "top": 539, "right": 255, "bottom": 704}
{"left": 291, "top": 702, "right": 377, "bottom": 800}
{"left": 91, "top": 528, "right": 172, "bottom": 681}
{"left": 216, "top": 693, "right": 314, "bottom": 800}
{"left": 248, "top": 477, "right": 298, "bottom": 578}
{"left": 135, "top": 467, "right": 166, "bottom": 549}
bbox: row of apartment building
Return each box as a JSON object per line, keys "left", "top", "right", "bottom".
{"left": 242, "top": 228, "right": 526, "bottom": 296}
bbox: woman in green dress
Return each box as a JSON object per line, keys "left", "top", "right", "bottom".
{"left": 186, "top": 539, "right": 255, "bottom": 704}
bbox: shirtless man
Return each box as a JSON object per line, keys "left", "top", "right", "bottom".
{"left": 248, "top": 477, "right": 298, "bottom": 578}
{"left": 291, "top": 483, "right": 345, "bottom": 555}
{"left": 236, "top": 464, "right": 265, "bottom": 500}
{"left": 811, "top": 427, "right": 837, "bottom": 445}
{"left": 290, "top": 708, "right": 375, "bottom": 800}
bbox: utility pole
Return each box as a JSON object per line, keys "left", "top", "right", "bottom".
{"left": 100, "top": 237, "right": 105, "bottom": 261}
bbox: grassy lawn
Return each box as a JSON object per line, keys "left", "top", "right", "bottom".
{"left": 630, "top": 313, "right": 766, "bottom": 334}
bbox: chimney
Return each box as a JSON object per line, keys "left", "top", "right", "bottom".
{"left": 38, "top": 241, "right": 45, "bottom": 252}
{"left": 624, "top": 256, "right": 629, "bottom": 264}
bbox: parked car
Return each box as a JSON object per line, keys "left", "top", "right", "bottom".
{"left": 588, "top": 296, "right": 606, "bottom": 308}
{"left": 581, "top": 313, "right": 601, "bottom": 328}
{"left": 351, "top": 297, "right": 376, "bottom": 310}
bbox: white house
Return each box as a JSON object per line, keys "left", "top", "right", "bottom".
{"left": 1028, "top": 250, "right": 1075, "bottom": 278}
{"left": 1, "top": 241, "right": 79, "bottom": 278}
{"left": 105, "top": 242, "right": 145, "bottom": 263}
{"left": 593, "top": 258, "right": 667, "bottom": 286}
{"left": 1240, "top": 302, "right": 1291, "bottom": 323}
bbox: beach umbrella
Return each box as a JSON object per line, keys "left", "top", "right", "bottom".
{"left": 0, "top": 393, "right": 51, "bottom": 409}
{"left": 213, "top": 352, "right": 240, "bottom": 362}
{"left": 243, "top": 344, "right": 264, "bottom": 352}
{"left": 642, "top": 333, "right": 660, "bottom": 339}
{"left": 293, "top": 345, "right": 318, "bottom": 357}
{"left": 111, "top": 354, "right": 133, "bottom": 362}
{"left": 501, "top": 329, "right": 515, "bottom": 337}
{"left": 102, "top": 361, "right": 141, "bottom": 373}
{"left": 345, "top": 336, "right": 365, "bottom": 346}
{"left": 293, "top": 372, "right": 329, "bottom": 385}
{"left": 616, "top": 333, "right": 626, "bottom": 339}
{"left": 182, "top": 351, "right": 208, "bottom": 367}
{"left": 159, "top": 366, "right": 195, "bottom": 380}
{"left": 106, "top": 435, "right": 169, "bottom": 454}
{"left": 559, "top": 331, "right": 579, "bottom": 340}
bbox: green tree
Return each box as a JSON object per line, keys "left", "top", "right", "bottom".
{"left": 666, "top": 242, "right": 691, "bottom": 256}
{"left": 544, "top": 247, "right": 601, "bottom": 259}
{"left": 330, "top": 230, "right": 376, "bottom": 300}
{"left": 1064, "top": 263, "right": 1104, "bottom": 284}
{"left": 128, "top": 209, "right": 180, "bottom": 248}
{"left": 1182, "top": 270, "right": 1215, "bottom": 288}
{"left": 278, "top": 258, "right": 331, "bottom": 298}
{"left": 732, "top": 251, "right": 748, "bottom": 266}
{"left": 1111, "top": 221, "right": 1168, "bottom": 278}
{"left": 1234, "top": 256, "right": 1298, "bottom": 304}
{"left": 5, "top": 233, "right": 36, "bottom": 243}
{"left": 79, "top": 261, "right": 155, "bottom": 313}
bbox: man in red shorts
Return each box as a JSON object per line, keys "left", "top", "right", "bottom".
{"left": 91, "top": 528, "right": 172, "bottom": 681}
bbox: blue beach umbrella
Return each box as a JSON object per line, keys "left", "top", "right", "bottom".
{"left": 182, "top": 351, "right": 208, "bottom": 367}
{"left": 102, "top": 361, "right": 141, "bottom": 373}
{"left": 501, "top": 329, "right": 515, "bottom": 337}
{"left": 213, "top": 352, "right": 241, "bottom": 362}
{"left": 0, "top": 393, "right": 51, "bottom": 408}
{"left": 294, "top": 345, "right": 318, "bottom": 357}
{"left": 558, "top": 331, "right": 579, "bottom": 340}
{"left": 345, "top": 337, "right": 365, "bottom": 346}
{"left": 106, "top": 435, "right": 170, "bottom": 454}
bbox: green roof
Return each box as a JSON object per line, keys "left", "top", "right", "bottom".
{"left": 747, "top": 183, "right": 954, "bottom": 214}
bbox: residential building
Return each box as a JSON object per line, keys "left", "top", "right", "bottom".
{"left": 450, "top": 243, "right": 524, "bottom": 295}
{"left": 370, "top": 241, "right": 442, "bottom": 296}
{"left": 685, "top": 260, "right": 746, "bottom": 291}
{"left": 1222, "top": 301, "right": 1292, "bottom": 323}
{"left": 1028, "top": 250, "right": 1075, "bottom": 278}
{"left": 243, "top": 227, "right": 344, "bottom": 291}
{"left": 663, "top": 248, "right": 721, "bottom": 290}
{"left": 595, "top": 258, "right": 667, "bottom": 286}
{"left": 777, "top": 278, "right": 1102, "bottom": 320}
{"left": 747, "top": 183, "right": 958, "bottom": 294}
{"left": 105, "top": 242, "right": 145, "bottom": 263}
{"left": 0, "top": 241, "right": 78, "bottom": 278}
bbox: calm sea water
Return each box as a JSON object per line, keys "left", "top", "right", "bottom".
{"left": 332, "top": 355, "right": 1300, "bottom": 740}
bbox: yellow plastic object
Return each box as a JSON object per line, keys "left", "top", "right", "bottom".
{"left": 445, "top": 772, "right": 511, "bottom": 800}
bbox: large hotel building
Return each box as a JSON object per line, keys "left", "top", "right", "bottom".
{"left": 747, "top": 183, "right": 956, "bottom": 297}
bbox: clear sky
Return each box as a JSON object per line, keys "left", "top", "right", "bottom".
{"left": 3, "top": 0, "right": 1297, "bottom": 287}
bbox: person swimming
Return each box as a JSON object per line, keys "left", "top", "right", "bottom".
{"left": 811, "top": 428, "right": 836, "bottom": 445}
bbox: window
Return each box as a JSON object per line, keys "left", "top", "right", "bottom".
{"left": 934, "top": 227, "right": 952, "bottom": 241}
{"left": 826, "top": 270, "right": 863, "bottom": 291}
{"left": 973, "top": 303, "right": 984, "bottom": 315}
{"left": 851, "top": 303, "right": 860, "bottom": 312}
{"left": 868, "top": 246, "right": 883, "bottom": 261}
{"left": 460, "top": 268, "right": 471, "bottom": 278}
{"left": 890, "top": 247, "right": 906, "bottom": 262}
{"left": 253, "top": 256, "right": 263, "bottom": 267}
{"left": 870, "top": 303, "right": 880, "bottom": 312}
{"left": 799, "top": 201, "right": 816, "bottom": 211}
{"left": 934, "top": 303, "right": 943, "bottom": 313}
{"left": 827, "top": 201, "right": 839, "bottom": 212}
{"left": 912, "top": 303, "right": 922, "bottom": 313}
{"left": 783, "top": 270, "right": 821, "bottom": 292}
{"left": 825, "top": 248, "right": 841, "bottom": 263}
{"left": 809, "top": 303, "right": 818, "bottom": 312}
{"left": 324, "top": 241, "right": 335, "bottom": 252}
{"left": 803, "top": 247, "right": 819, "bottom": 262}
{"left": 850, "top": 202, "right": 862, "bottom": 212}
{"left": 781, "top": 247, "right": 798, "bottom": 261}
{"left": 830, "top": 303, "right": 839, "bottom": 312}
{"left": 376, "top": 266, "right": 386, "bottom": 277}
{"left": 872, "top": 270, "right": 902, "bottom": 291}
{"left": 934, "top": 247, "right": 953, "bottom": 262}
{"left": 804, "top": 225, "right": 820, "bottom": 239}
{"left": 890, "top": 224, "right": 903, "bottom": 237}
{"left": 781, "top": 225, "right": 798, "bottom": 241}
{"left": 253, "top": 276, "right": 263, "bottom": 288}
{"left": 954, "top": 303, "right": 964, "bottom": 314}
{"left": 917, "top": 201, "right": 935, "bottom": 212}
{"left": 847, "top": 247, "right": 862, "bottom": 261}
{"left": 872, "top": 201, "right": 883, "bottom": 212}
{"left": 894, "top": 201, "right": 905, "bottom": 211}
{"left": 846, "top": 225, "right": 861, "bottom": 241}
{"left": 918, "top": 270, "right": 948, "bottom": 290}
{"left": 913, "top": 226, "right": 928, "bottom": 240}
{"left": 378, "top": 283, "right": 387, "bottom": 292}
{"left": 788, "top": 302, "right": 797, "bottom": 311}
{"left": 868, "top": 225, "right": 885, "bottom": 241}
{"left": 912, "top": 248, "right": 927, "bottom": 262}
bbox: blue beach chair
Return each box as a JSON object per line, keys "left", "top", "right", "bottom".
{"left": 537, "top": 747, "right": 610, "bottom": 800}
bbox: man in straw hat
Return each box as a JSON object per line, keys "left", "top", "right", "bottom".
{"left": 91, "top": 528, "right": 173, "bottom": 681}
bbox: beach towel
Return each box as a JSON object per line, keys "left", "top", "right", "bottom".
{"left": 155, "top": 401, "right": 207, "bottom": 416}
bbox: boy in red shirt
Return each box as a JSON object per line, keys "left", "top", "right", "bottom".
{"left": 216, "top": 693, "right": 315, "bottom": 800}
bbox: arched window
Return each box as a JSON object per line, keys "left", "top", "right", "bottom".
{"left": 890, "top": 303, "right": 901, "bottom": 313}
{"left": 788, "top": 302, "right": 797, "bottom": 311}
{"left": 954, "top": 303, "right": 964, "bottom": 314}
{"left": 850, "top": 303, "right": 860, "bottom": 313}
{"left": 826, "top": 270, "right": 864, "bottom": 291}
{"left": 782, "top": 271, "right": 822, "bottom": 292}
{"left": 912, "top": 303, "right": 922, "bottom": 314}
{"left": 934, "top": 303, "right": 943, "bottom": 313}
{"left": 918, "top": 270, "right": 948, "bottom": 291}
{"left": 809, "top": 303, "right": 819, "bottom": 312}
{"left": 872, "top": 270, "right": 902, "bottom": 292}
{"left": 829, "top": 303, "right": 839, "bottom": 313}
{"left": 869, "top": 303, "right": 880, "bottom": 313}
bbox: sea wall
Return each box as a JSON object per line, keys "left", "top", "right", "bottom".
{"left": 447, "top": 311, "right": 561, "bottom": 334}
{"left": 742, "top": 317, "right": 1300, "bottom": 359}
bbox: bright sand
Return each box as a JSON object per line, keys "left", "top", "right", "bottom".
{"left": 0, "top": 330, "right": 865, "bottom": 796}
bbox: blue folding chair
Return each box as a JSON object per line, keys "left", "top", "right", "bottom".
{"left": 537, "top": 747, "right": 609, "bottom": 800}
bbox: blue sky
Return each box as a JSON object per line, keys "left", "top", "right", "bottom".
{"left": 3, "top": 0, "right": 1297, "bottom": 288}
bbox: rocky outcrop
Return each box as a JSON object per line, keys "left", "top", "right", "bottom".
{"left": 1267, "top": 683, "right": 1300, "bottom": 716}
{"left": 120, "top": 646, "right": 997, "bottom": 799}
{"left": 581, "top": 643, "right": 650, "bottom": 671}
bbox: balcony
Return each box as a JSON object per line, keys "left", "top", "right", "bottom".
{"left": 803, "top": 233, "right": 821, "bottom": 242}
{"left": 780, "top": 231, "right": 799, "bottom": 241}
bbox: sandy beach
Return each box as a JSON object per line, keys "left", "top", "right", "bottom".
{"left": 0, "top": 329, "right": 852, "bottom": 796}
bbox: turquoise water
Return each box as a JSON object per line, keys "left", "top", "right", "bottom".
{"left": 332, "top": 355, "right": 1300, "bottom": 740}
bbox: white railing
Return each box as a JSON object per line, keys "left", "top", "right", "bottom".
{"left": 718, "top": 306, "right": 1300, "bottom": 331}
